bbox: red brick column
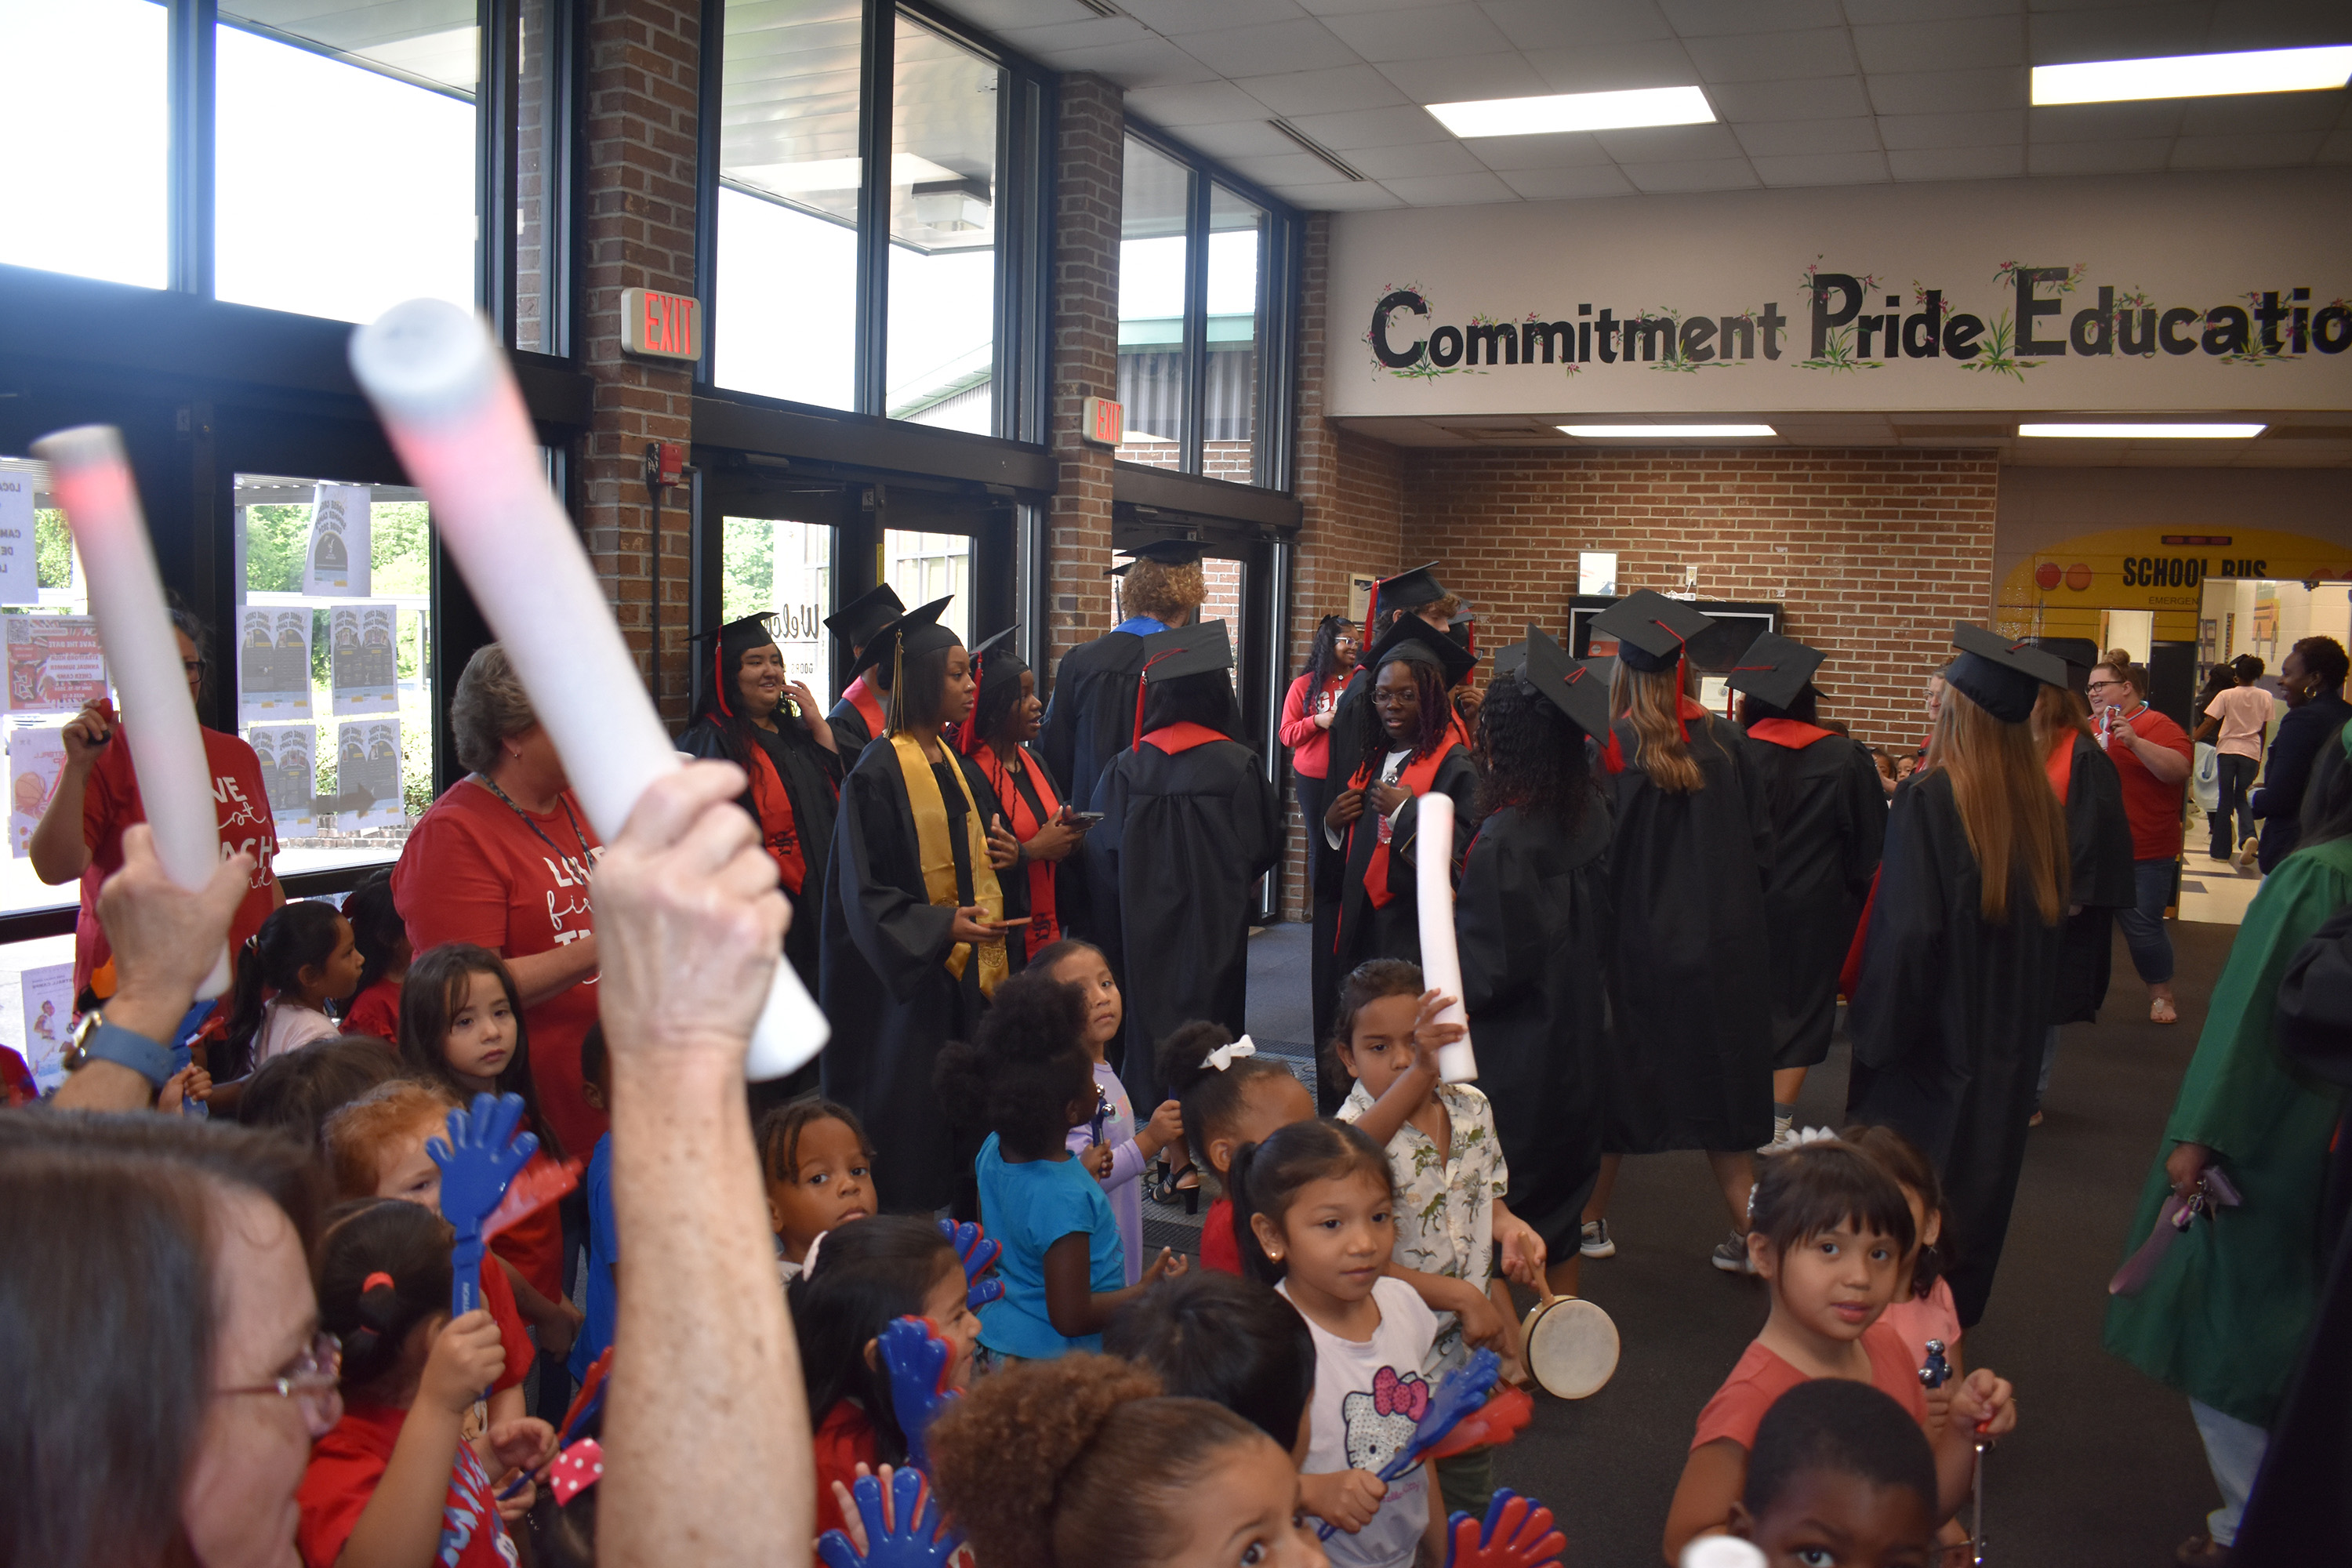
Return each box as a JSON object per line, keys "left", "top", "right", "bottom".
{"left": 1044, "top": 74, "right": 1123, "bottom": 684}
{"left": 578, "top": 0, "right": 700, "bottom": 724}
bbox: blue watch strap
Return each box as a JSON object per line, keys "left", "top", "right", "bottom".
{"left": 79, "top": 1022, "right": 175, "bottom": 1090}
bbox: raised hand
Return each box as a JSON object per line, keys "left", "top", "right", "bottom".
{"left": 1445, "top": 1490, "right": 1564, "bottom": 1568}
{"left": 429, "top": 1092, "right": 536, "bottom": 1314}
{"left": 877, "top": 1316, "right": 958, "bottom": 1469}
{"left": 816, "top": 1465, "right": 963, "bottom": 1568}
{"left": 937, "top": 1218, "right": 1004, "bottom": 1309}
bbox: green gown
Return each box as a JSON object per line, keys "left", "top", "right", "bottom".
{"left": 2103, "top": 834, "right": 2352, "bottom": 1427}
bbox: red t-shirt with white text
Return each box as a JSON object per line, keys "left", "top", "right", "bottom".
{"left": 297, "top": 1401, "right": 518, "bottom": 1568}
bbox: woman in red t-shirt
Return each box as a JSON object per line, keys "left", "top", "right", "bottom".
{"left": 2089, "top": 655, "right": 2195, "bottom": 1024}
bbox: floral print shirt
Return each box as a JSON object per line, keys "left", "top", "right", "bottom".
{"left": 1338, "top": 1080, "right": 1509, "bottom": 1374}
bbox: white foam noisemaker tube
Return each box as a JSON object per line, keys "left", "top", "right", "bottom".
{"left": 1411, "top": 790, "right": 1478, "bottom": 1083}
{"left": 31, "top": 426, "right": 230, "bottom": 999}
{"left": 347, "top": 299, "right": 829, "bottom": 1081}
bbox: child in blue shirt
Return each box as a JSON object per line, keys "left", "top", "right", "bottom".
{"left": 569, "top": 1023, "right": 615, "bottom": 1384}
{"left": 934, "top": 970, "right": 1185, "bottom": 1359}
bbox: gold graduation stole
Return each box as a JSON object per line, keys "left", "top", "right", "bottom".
{"left": 889, "top": 733, "right": 1008, "bottom": 997}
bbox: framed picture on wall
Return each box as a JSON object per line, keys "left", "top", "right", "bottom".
{"left": 1567, "top": 595, "right": 1784, "bottom": 673}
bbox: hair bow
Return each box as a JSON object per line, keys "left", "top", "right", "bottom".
{"left": 1203, "top": 1036, "right": 1258, "bottom": 1073}
{"left": 1373, "top": 1364, "right": 1431, "bottom": 1421}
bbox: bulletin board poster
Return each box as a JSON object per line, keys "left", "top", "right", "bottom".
{"left": 329, "top": 603, "right": 398, "bottom": 715}
{"left": 336, "top": 719, "right": 402, "bottom": 830}
{"left": 304, "top": 484, "right": 371, "bottom": 597}
{"left": 18, "top": 964, "right": 74, "bottom": 1089}
{"left": 7, "top": 726, "right": 63, "bottom": 857}
{"left": 249, "top": 724, "right": 316, "bottom": 836}
{"left": 5, "top": 616, "right": 107, "bottom": 714}
{"left": 0, "top": 470, "right": 35, "bottom": 606}
{"left": 238, "top": 607, "right": 314, "bottom": 723}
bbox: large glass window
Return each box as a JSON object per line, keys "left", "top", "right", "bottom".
{"left": 885, "top": 531, "right": 971, "bottom": 649}
{"left": 721, "top": 516, "right": 837, "bottom": 706}
{"left": 1203, "top": 186, "right": 1265, "bottom": 485}
{"left": 0, "top": 453, "right": 94, "bottom": 922}
{"left": 1116, "top": 138, "right": 1192, "bottom": 470}
{"left": 514, "top": 0, "right": 563, "bottom": 354}
{"left": 715, "top": 0, "right": 863, "bottom": 411}
{"left": 884, "top": 20, "right": 1004, "bottom": 434}
{"left": 0, "top": 1, "right": 169, "bottom": 289}
{"left": 215, "top": 4, "right": 480, "bottom": 324}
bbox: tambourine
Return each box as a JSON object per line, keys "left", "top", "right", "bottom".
{"left": 1519, "top": 1285, "right": 1619, "bottom": 1400}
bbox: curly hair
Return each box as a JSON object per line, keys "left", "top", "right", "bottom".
{"left": 1475, "top": 672, "right": 1595, "bottom": 833}
{"left": 322, "top": 1079, "right": 462, "bottom": 1203}
{"left": 1119, "top": 557, "right": 1205, "bottom": 623}
{"left": 1348, "top": 655, "right": 1452, "bottom": 764}
{"left": 932, "top": 968, "right": 1095, "bottom": 1159}
{"left": 927, "top": 1355, "right": 1267, "bottom": 1568}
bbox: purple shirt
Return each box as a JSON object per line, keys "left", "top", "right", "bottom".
{"left": 1067, "top": 1058, "right": 1145, "bottom": 1284}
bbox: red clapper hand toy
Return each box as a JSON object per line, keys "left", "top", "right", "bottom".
{"left": 485, "top": 1155, "right": 582, "bottom": 1243}
{"left": 1319, "top": 1348, "right": 1504, "bottom": 1540}
{"left": 817, "top": 1465, "right": 964, "bottom": 1568}
{"left": 937, "top": 1218, "right": 1004, "bottom": 1309}
{"left": 430, "top": 1092, "right": 536, "bottom": 1316}
{"left": 1446, "top": 1490, "right": 1565, "bottom": 1568}
{"left": 1428, "top": 1385, "right": 1534, "bottom": 1460}
{"left": 878, "top": 1316, "right": 959, "bottom": 1471}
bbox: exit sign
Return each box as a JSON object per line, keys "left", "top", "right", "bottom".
{"left": 1083, "top": 395, "right": 1123, "bottom": 446}
{"left": 621, "top": 288, "right": 702, "bottom": 361}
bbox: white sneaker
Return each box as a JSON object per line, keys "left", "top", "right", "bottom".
{"left": 1711, "top": 1232, "right": 1758, "bottom": 1275}
{"left": 1579, "top": 1219, "right": 1616, "bottom": 1258}
{"left": 1758, "top": 1116, "right": 1795, "bottom": 1156}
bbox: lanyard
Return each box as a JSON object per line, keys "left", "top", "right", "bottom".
{"left": 474, "top": 774, "right": 594, "bottom": 877}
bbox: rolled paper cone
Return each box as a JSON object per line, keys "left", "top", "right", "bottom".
{"left": 31, "top": 426, "right": 230, "bottom": 999}
{"left": 1411, "top": 789, "right": 1478, "bottom": 1082}
{"left": 346, "top": 300, "right": 827, "bottom": 1081}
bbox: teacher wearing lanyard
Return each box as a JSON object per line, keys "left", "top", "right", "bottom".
{"left": 391, "top": 643, "right": 604, "bottom": 1162}
{"left": 963, "top": 623, "right": 1087, "bottom": 970}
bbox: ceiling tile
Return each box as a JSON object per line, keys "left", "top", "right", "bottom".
{"left": 1155, "top": 118, "right": 1302, "bottom": 158}
{"left": 1841, "top": 0, "right": 2022, "bottom": 21}
{"left": 1479, "top": 0, "right": 1675, "bottom": 51}
{"left": 989, "top": 15, "right": 1153, "bottom": 56}
{"left": 2027, "top": 6, "right": 2211, "bottom": 65}
{"left": 1282, "top": 180, "right": 1406, "bottom": 209}
{"left": 2169, "top": 131, "right": 2328, "bottom": 168}
{"left": 1218, "top": 151, "right": 1358, "bottom": 185}
{"left": 1876, "top": 108, "right": 2026, "bottom": 147}
{"left": 2204, "top": 2, "right": 2352, "bottom": 53}
{"left": 1853, "top": 16, "right": 2027, "bottom": 74}
{"left": 2027, "top": 101, "right": 2184, "bottom": 141}
{"left": 1374, "top": 51, "right": 1555, "bottom": 102}
{"left": 2026, "top": 137, "right": 2173, "bottom": 176}
{"left": 1229, "top": 64, "right": 1410, "bottom": 116}
{"left": 1497, "top": 163, "right": 1640, "bottom": 198}
{"left": 1467, "top": 129, "right": 1617, "bottom": 169}
{"left": 1865, "top": 65, "right": 2027, "bottom": 114}
{"left": 1347, "top": 139, "right": 1492, "bottom": 176}
{"left": 1683, "top": 28, "right": 1860, "bottom": 83}
{"left": 1520, "top": 38, "right": 1704, "bottom": 93}
{"left": 1119, "top": 0, "right": 1313, "bottom": 32}
{"left": 1704, "top": 75, "right": 1873, "bottom": 120}
{"left": 1038, "top": 36, "right": 1222, "bottom": 87}
{"left": 1751, "top": 150, "right": 1894, "bottom": 186}
{"left": 1736, "top": 117, "right": 1885, "bottom": 156}
{"left": 1888, "top": 143, "right": 2026, "bottom": 178}
{"left": 1295, "top": 0, "right": 1465, "bottom": 14}
{"left": 1320, "top": 5, "right": 1513, "bottom": 62}
{"left": 1120, "top": 79, "right": 1276, "bottom": 127}
{"left": 1658, "top": 0, "right": 1843, "bottom": 36}
{"left": 1381, "top": 170, "right": 1525, "bottom": 203}
{"left": 1283, "top": 103, "right": 1455, "bottom": 147}
{"left": 2178, "top": 93, "right": 2351, "bottom": 136}
{"left": 1172, "top": 20, "right": 1364, "bottom": 77}
{"left": 927, "top": 0, "right": 1102, "bottom": 34}
{"left": 1592, "top": 122, "right": 1744, "bottom": 161}
{"left": 1619, "top": 156, "right": 1761, "bottom": 192}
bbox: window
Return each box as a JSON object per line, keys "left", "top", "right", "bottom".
{"left": 234, "top": 473, "right": 437, "bottom": 877}
{"left": 885, "top": 531, "right": 971, "bottom": 649}
{"left": 514, "top": 0, "right": 564, "bottom": 354}
{"left": 1204, "top": 186, "right": 1266, "bottom": 484}
{"left": 0, "top": 453, "right": 95, "bottom": 921}
{"left": 1116, "top": 138, "right": 1192, "bottom": 470}
{"left": 0, "top": 1, "right": 169, "bottom": 290}
{"left": 721, "top": 516, "right": 837, "bottom": 706}
{"left": 884, "top": 19, "right": 1005, "bottom": 434}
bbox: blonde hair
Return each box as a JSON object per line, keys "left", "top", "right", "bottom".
{"left": 323, "top": 1079, "right": 460, "bottom": 1203}
{"left": 2030, "top": 682, "right": 2092, "bottom": 755}
{"left": 1118, "top": 559, "right": 1205, "bottom": 623}
{"left": 1610, "top": 661, "right": 1705, "bottom": 794}
{"left": 1929, "top": 684, "right": 2069, "bottom": 924}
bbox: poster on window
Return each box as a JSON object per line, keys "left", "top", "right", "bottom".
{"left": 5, "top": 616, "right": 107, "bottom": 715}
{"left": 329, "top": 603, "right": 398, "bottom": 715}
{"left": 7, "top": 725, "right": 63, "bottom": 856}
{"left": 14, "top": 963, "right": 76, "bottom": 1091}
{"left": 335, "top": 719, "right": 402, "bottom": 830}
{"left": 238, "top": 607, "right": 313, "bottom": 723}
{"left": 248, "top": 724, "right": 316, "bottom": 836}
{"left": 0, "top": 471, "right": 35, "bottom": 607}
{"left": 303, "top": 485, "right": 370, "bottom": 598}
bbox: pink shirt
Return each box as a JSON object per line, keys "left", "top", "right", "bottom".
{"left": 1878, "top": 1277, "right": 1962, "bottom": 1370}
{"left": 2203, "top": 685, "right": 2274, "bottom": 760}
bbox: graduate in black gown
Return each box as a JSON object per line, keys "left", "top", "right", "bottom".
{"left": 2029, "top": 675, "right": 2133, "bottom": 1120}
{"left": 1324, "top": 615, "right": 1480, "bottom": 1111}
{"left": 1455, "top": 625, "right": 1615, "bottom": 1290}
{"left": 1084, "top": 620, "right": 1279, "bottom": 1113}
{"left": 961, "top": 624, "right": 1089, "bottom": 971}
{"left": 822, "top": 582, "right": 905, "bottom": 764}
{"left": 1846, "top": 624, "right": 2070, "bottom": 1327}
{"left": 1727, "top": 634, "right": 1886, "bottom": 1144}
{"left": 818, "top": 597, "right": 1018, "bottom": 1214}
{"left": 1581, "top": 590, "right": 1775, "bottom": 1270}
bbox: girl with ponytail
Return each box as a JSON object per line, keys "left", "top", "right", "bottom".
{"left": 220, "top": 899, "right": 364, "bottom": 1078}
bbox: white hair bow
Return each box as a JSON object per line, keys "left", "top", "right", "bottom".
{"left": 1203, "top": 1036, "right": 1258, "bottom": 1073}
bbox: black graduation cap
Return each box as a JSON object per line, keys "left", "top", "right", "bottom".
{"left": 969, "top": 623, "right": 1027, "bottom": 695}
{"left": 1491, "top": 641, "right": 1528, "bottom": 681}
{"left": 844, "top": 596, "right": 959, "bottom": 681}
{"left": 824, "top": 583, "right": 906, "bottom": 651}
{"left": 687, "top": 612, "right": 779, "bottom": 661}
{"left": 2024, "top": 636, "right": 2096, "bottom": 699}
{"left": 1519, "top": 623, "right": 1613, "bottom": 739}
{"left": 1723, "top": 632, "right": 1824, "bottom": 712}
{"left": 1106, "top": 539, "right": 1204, "bottom": 576}
{"left": 1369, "top": 562, "right": 1446, "bottom": 626}
{"left": 1138, "top": 619, "right": 1232, "bottom": 684}
{"left": 1591, "top": 590, "right": 1715, "bottom": 674}
{"left": 1367, "top": 612, "right": 1478, "bottom": 689}
{"left": 1946, "top": 622, "right": 2068, "bottom": 724}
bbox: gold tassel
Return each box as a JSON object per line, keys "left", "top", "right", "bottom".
{"left": 886, "top": 634, "right": 906, "bottom": 737}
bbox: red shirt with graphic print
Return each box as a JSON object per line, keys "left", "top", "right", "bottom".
{"left": 297, "top": 1401, "right": 519, "bottom": 1568}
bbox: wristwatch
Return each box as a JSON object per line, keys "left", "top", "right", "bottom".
{"left": 63, "top": 1012, "right": 176, "bottom": 1090}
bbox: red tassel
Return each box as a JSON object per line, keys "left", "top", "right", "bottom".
{"left": 1601, "top": 731, "right": 1626, "bottom": 774}
{"left": 713, "top": 642, "right": 732, "bottom": 718}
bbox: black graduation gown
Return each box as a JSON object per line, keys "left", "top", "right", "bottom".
{"left": 1846, "top": 769, "right": 2064, "bottom": 1328}
{"left": 962, "top": 742, "right": 1069, "bottom": 975}
{"left": 1740, "top": 728, "right": 1886, "bottom": 1070}
{"left": 1311, "top": 667, "right": 1374, "bottom": 1047}
{"left": 1602, "top": 715, "right": 1776, "bottom": 1152}
{"left": 826, "top": 681, "right": 887, "bottom": 768}
{"left": 1455, "top": 797, "right": 1614, "bottom": 1257}
{"left": 2052, "top": 731, "right": 2136, "bottom": 1024}
{"left": 1084, "top": 732, "right": 1280, "bottom": 1106}
{"left": 1331, "top": 744, "right": 1481, "bottom": 990}
{"left": 676, "top": 715, "right": 842, "bottom": 1001}
{"left": 818, "top": 739, "right": 997, "bottom": 1214}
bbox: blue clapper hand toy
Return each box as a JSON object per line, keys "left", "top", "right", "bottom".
{"left": 1319, "top": 1348, "right": 1503, "bottom": 1540}
{"left": 1444, "top": 1489, "right": 1566, "bottom": 1568}
{"left": 877, "top": 1316, "right": 959, "bottom": 1471}
{"left": 937, "top": 1218, "right": 1004, "bottom": 1310}
{"left": 430, "top": 1092, "right": 537, "bottom": 1317}
{"left": 816, "top": 1465, "right": 964, "bottom": 1568}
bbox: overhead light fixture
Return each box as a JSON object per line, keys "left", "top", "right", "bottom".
{"left": 1428, "top": 85, "right": 1714, "bottom": 139}
{"left": 2018, "top": 423, "right": 2267, "bottom": 438}
{"left": 2032, "top": 45, "right": 2352, "bottom": 106}
{"left": 1558, "top": 423, "right": 1776, "bottom": 438}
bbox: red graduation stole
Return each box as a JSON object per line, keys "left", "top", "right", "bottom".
{"left": 972, "top": 742, "right": 1062, "bottom": 960}
{"left": 843, "top": 673, "right": 886, "bottom": 739}
{"left": 2045, "top": 732, "right": 2076, "bottom": 802}
{"left": 742, "top": 742, "right": 808, "bottom": 897}
{"left": 1748, "top": 717, "right": 1835, "bottom": 750}
{"left": 1142, "top": 721, "right": 1225, "bottom": 756}
{"left": 1348, "top": 736, "right": 1461, "bottom": 911}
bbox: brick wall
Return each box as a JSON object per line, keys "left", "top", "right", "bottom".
{"left": 1046, "top": 75, "right": 1124, "bottom": 680}
{"left": 578, "top": 0, "right": 701, "bottom": 724}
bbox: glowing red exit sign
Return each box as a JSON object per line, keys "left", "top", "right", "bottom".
{"left": 620, "top": 288, "right": 702, "bottom": 361}
{"left": 1083, "top": 395, "right": 1123, "bottom": 446}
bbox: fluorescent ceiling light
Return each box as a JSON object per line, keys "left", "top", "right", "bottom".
{"left": 1428, "top": 86, "right": 1714, "bottom": 139}
{"left": 1558, "top": 423, "right": 1776, "bottom": 438}
{"left": 2032, "top": 45, "right": 2352, "bottom": 106}
{"left": 2018, "top": 423, "right": 2267, "bottom": 438}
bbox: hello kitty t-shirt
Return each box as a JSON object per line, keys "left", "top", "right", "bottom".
{"left": 1280, "top": 1275, "right": 1440, "bottom": 1568}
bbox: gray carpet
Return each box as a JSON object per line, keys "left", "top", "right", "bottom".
{"left": 1237, "top": 919, "right": 2223, "bottom": 1568}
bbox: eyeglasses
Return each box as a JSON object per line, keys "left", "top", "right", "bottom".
{"left": 218, "top": 1330, "right": 343, "bottom": 1436}
{"left": 2085, "top": 678, "right": 2127, "bottom": 691}
{"left": 183, "top": 659, "right": 207, "bottom": 677}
